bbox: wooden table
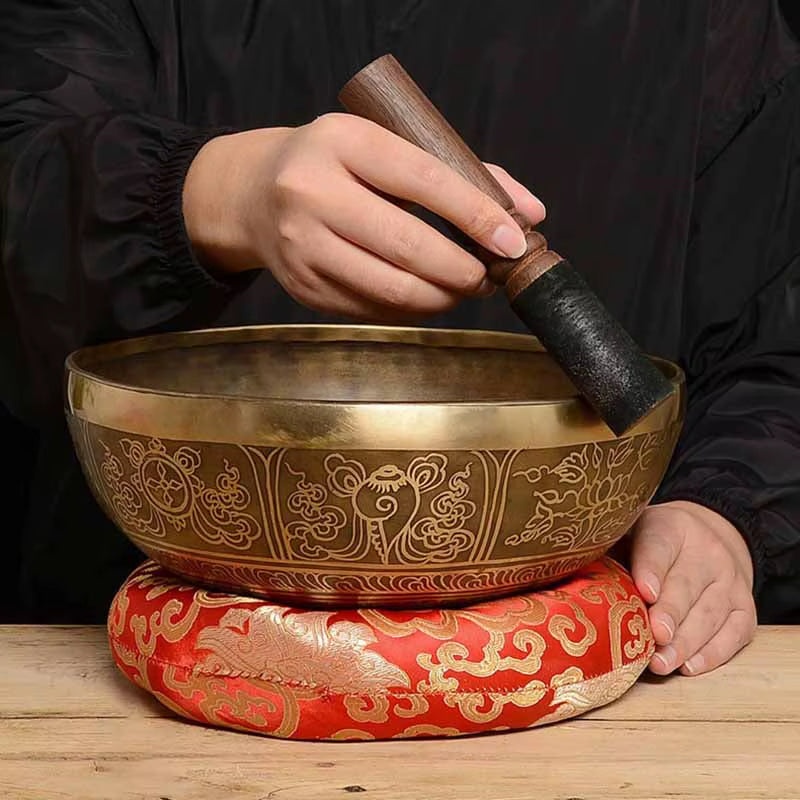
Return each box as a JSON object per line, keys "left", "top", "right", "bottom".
{"left": 1, "top": 625, "right": 798, "bottom": 799}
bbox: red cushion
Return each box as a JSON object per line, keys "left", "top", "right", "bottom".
{"left": 108, "top": 557, "right": 653, "bottom": 740}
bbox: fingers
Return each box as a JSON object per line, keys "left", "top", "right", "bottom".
{"left": 484, "top": 163, "right": 546, "bottom": 225}
{"left": 317, "top": 177, "right": 494, "bottom": 297}
{"left": 649, "top": 582, "right": 729, "bottom": 675}
{"left": 630, "top": 509, "right": 685, "bottom": 642}
{"left": 630, "top": 502, "right": 758, "bottom": 679}
{"left": 680, "top": 606, "right": 756, "bottom": 676}
{"left": 631, "top": 511, "right": 681, "bottom": 602}
{"left": 330, "top": 115, "right": 530, "bottom": 259}
{"left": 268, "top": 114, "right": 549, "bottom": 319}
{"left": 285, "top": 223, "right": 464, "bottom": 317}
{"left": 273, "top": 257, "right": 430, "bottom": 325}
{"left": 650, "top": 547, "right": 717, "bottom": 650}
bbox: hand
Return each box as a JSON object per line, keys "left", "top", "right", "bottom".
{"left": 182, "top": 114, "right": 545, "bottom": 321}
{"left": 629, "top": 500, "right": 757, "bottom": 676}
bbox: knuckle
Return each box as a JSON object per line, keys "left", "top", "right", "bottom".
{"left": 384, "top": 226, "right": 421, "bottom": 267}
{"left": 279, "top": 268, "right": 304, "bottom": 301}
{"left": 378, "top": 275, "right": 414, "bottom": 310}
{"left": 275, "top": 216, "right": 302, "bottom": 248}
{"left": 283, "top": 265, "right": 320, "bottom": 301}
{"left": 700, "top": 644, "right": 723, "bottom": 670}
{"left": 742, "top": 620, "right": 757, "bottom": 645}
{"left": 652, "top": 598, "right": 682, "bottom": 631}
{"left": 634, "top": 509, "right": 679, "bottom": 552}
{"left": 272, "top": 165, "right": 313, "bottom": 208}
{"left": 670, "top": 505, "right": 699, "bottom": 537}
{"left": 463, "top": 195, "right": 502, "bottom": 240}
{"left": 310, "top": 111, "right": 349, "bottom": 138}
{"left": 457, "top": 263, "right": 488, "bottom": 294}
{"left": 312, "top": 112, "right": 374, "bottom": 154}
{"left": 703, "top": 535, "right": 728, "bottom": 561}
{"left": 412, "top": 158, "right": 448, "bottom": 192}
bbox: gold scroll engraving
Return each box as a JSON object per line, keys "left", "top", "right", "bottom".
{"left": 81, "top": 419, "right": 679, "bottom": 606}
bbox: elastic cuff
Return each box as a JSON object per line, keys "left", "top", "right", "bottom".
{"left": 654, "top": 485, "right": 767, "bottom": 598}
{"left": 150, "top": 127, "right": 234, "bottom": 293}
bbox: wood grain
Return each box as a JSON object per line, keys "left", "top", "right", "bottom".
{"left": 0, "top": 718, "right": 797, "bottom": 800}
{"left": 0, "top": 626, "right": 162, "bottom": 720}
{"left": 339, "top": 54, "right": 517, "bottom": 215}
{"left": 1, "top": 626, "right": 798, "bottom": 799}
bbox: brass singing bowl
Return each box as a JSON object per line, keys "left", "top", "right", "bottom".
{"left": 65, "top": 324, "right": 684, "bottom": 608}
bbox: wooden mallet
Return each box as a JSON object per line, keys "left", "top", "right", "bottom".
{"left": 339, "top": 54, "right": 674, "bottom": 437}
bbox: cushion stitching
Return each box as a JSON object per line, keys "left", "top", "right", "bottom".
{"left": 109, "top": 633, "right": 653, "bottom": 698}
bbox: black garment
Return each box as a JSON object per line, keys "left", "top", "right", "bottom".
{"left": 1, "top": 1, "right": 799, "bottom": 623}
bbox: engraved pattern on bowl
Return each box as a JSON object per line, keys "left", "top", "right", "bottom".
{"left": 65, "top": 325, "right": 684, "bottom": 607}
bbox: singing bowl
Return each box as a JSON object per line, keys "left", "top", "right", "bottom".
{"left": 65, "top": 324, "right": 684, "bottom": 608}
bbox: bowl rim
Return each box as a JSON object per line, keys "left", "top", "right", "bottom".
{"left": 65, "top": 324, "right": 685, "bottom": 449}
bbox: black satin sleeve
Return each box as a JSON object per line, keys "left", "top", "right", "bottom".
{"left": 0, "top": 0, "right": 236, "bottom": 423}
{"left": 655, "top": 12, "right": 800, "bottom": 623}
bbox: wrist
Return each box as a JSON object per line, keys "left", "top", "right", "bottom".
{"left": 182, "top": 128, "right": 292, "bottom": 273}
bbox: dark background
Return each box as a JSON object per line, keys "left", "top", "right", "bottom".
{"left": 3, "top": 5, "right": 800, "bottom": 623}
{"left": 782, "top": 0, "right": 800, "bottom": 40}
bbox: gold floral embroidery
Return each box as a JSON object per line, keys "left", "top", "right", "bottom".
{"left": 330, "top": 729, "right": 376, "bottom": 741}
{"left": 443, "top": 680, "right": 549, "bottom": 724}
{"left": 392, "top": 724, "right": 461, "bottom": 738}
{"left": 344, "top": 692, "right": 429, "bottom": 726}
{"left": 161, "top": 666, "right": 308, "bottom": 738}
{"left": 418, "top": 627, "right": 545, "bottom": 685}
{"left": 108, "top": 559, "right": 655, "bottom": 740}
{"left": 194, "top": 606, "right": 410, "bottom": 693}
{"left": 108, "top": 587, "right": 129, "bottom": 639}
{"left": 549, "top": 665, "right": 585, "bottom": 687}
{"left": 579, "top": 561, "right": 633, "bottom": 606}
{"left": 130, "top": 598, "right": 202, "bottom": 659}
{"left": 547, "top": 602, "right": 597, "bottom": 657}
{"left": 343, "top": 694, "right": 391, "bottom": 723}
{"left": 535, "top": 658, "right": 649, "bottom": 727}
{"left": 608, "top": 595, "right": 652, "bottom": 669}
{"left": 393, "top": 694, "right": 430, "bottom": 719}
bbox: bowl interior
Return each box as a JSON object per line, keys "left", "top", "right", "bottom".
{"left": 91, "top": 339, "right": 581, "bottom": 403}
{"left": 71, "top": 325, "right": 679, "bottom": 406}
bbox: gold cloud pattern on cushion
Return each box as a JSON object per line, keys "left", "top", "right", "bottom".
{"left": 108, "top": 557, "right": 654, "bottom": 740}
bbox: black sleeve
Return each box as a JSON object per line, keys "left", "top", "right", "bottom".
{"left": 0, "top": 0, "right": 239, "bottom": 422}
{"left": 655, "top": 1, "right": 800, "bottom": 623}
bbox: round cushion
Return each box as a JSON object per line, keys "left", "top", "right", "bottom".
{"left": 108, "top": 557, "right": 653, "bottom": 740}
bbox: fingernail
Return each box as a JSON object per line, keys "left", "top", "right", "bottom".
{"left": 641, "top": 572, "right": 660, "bottom": 601}
{"left": 652, "top": 645, "right": 676, "bottom": 671}
{"left": 657, "top": 614, "right": 675, "bottom": 642}
{"left": 684, "top": 654, "right": 704, "bottom": 675}
{"left": 491, "top": 224, "right": 527, "bottom": 259}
